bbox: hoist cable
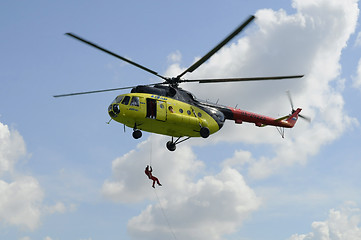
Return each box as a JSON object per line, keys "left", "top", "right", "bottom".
{"left": 154, "top": 188, "right": 178, "bottom": 240}
{"left": 149, "top": 135, "right": 152, "bottom": 167}
{"left": 147, "top": 132, "right": 177, "bottom": 239}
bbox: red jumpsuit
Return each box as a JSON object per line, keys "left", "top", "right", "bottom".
{"left": 145, "top": 166, "right": 162, "bottom": 188}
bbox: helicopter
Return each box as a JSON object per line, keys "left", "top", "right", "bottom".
{"left": 54, "top": 15, "right": 309, "bottom": 151}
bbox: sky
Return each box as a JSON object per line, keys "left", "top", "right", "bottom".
{"left": 1, "top": 0, "right": 361, "bottom": 239}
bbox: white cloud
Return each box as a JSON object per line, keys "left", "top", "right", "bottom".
{"left": 127, "top": 166, "right": 260, "bottom": 240}
{"left": 167, "top": 0, "right": 359, "bottom": 179}
{"left": 0, "top": 176, "right": 43, "bottom": 231}
{"left": 355, "top": 31, "right": 361, "bottom": 47}
{"left": 288, "top": 202, "right": 361, "bottom": 240}
{"left": 167, "top": 50, "right": 182, "bottom": 63}
{"left": 103, "top": 134, "right": 260, "bottom": 239}
{"left": 0, "top": 122, "right": 44, "bottom": 230}
{"left": 352, "top": 58, "right": 361, "bottom": 89}
{"left": 104, "top": 0, "right": 360, "bottom": 239}
{"left": 243, "top": 0, "right": 358, "bottom": 179}
{"left": 19, "top": 237, "right": 31, "bottom": 240}
{"left": 102, "top": 134, "right": 204, "bottom": 203}
{"left": 44, "top": 202, "right": 74, "bottom": 215}
{"left": 0, "top": 122, "right": 27, "bottom": 175}
{"left": 0, "top": 121, "right": 69, "bottom": 231}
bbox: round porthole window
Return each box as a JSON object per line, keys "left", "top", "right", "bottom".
{"left": 198, "top": 112, "right": 202, "bottom": 117}
{"left": 179, "top": 109, "right": 183, "bottom": 113}
{"left": 187, "top": 110, "right": 191, "bottom": 115}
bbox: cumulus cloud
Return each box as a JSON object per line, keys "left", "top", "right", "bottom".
{"left": 0, "top": 121, "right": 69, "bottom": 231}
{"left": 167, "top": 50, "right": 182, "bottom": 63}
{"left": 166, "top": 0, "right": 359, "bottom": 179}
{"left": 19, "top": 237, "right": 31, "bottom": 240}
{"left": 19, "top": 236, "right": 57, "bottom": 240}
{"left": 0, "top": 176, "right": 43, "bottom": 230}
{"left": 128, "top": 166, "right": 260, "bottom": 240}
{"left": 102, "top": 134, "right": 203, "bottom": 203}
{"left": 288, "top": 202, "right": 361, "bottom": 240}
{"left": 0, "top": 122, "right": 43, "bottom": 230}
{"left": 0, "top": 122, "right": 27, "bottom": 175}
{"left": 102, "top": 134, "right": 260, "bottom": 239}
{"left": 352, "top": 58, "right": 361, "bottom": 89}
{"left": 105, "top": 0, "right": 360, "bottom": 239}
{"left": 355, "top": 31, "right": 361, "bottom": 47}
{"left": 44, "top": 202, "right": 74, "bottom": 214}
{"left": 245, "top": 0, "right": 358, "bottom": 178}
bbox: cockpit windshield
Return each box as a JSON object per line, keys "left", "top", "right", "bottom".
{"left": 112, "top": 95, "right": 124, "bottom": 104}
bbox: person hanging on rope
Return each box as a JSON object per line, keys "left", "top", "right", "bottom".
{"left": 145, "top": 165, "right": 162, "bottom": 188}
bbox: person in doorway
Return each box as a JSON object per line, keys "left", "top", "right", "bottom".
{"left": 145, "top": 165, "right": 162, "bottom": 188}
{"left": 168, "top": 106, "right": 174, "bottom": 113}
{"left": 147, "top": 99, "right": 156, "bottom": 119}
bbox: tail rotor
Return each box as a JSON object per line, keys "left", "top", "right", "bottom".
{"left": 286, "top": 91, "right": 311, "bottom": 122}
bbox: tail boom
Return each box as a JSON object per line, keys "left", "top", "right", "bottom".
{"left": 226, "top": 107, "right": 302, "bottom": 128}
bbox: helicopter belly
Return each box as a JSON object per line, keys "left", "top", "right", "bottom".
{"left": 109, "top": 94, "right": 220, "bottom": 137}
{"left": 135, "top": 112, "right": 219, "bottom": 137}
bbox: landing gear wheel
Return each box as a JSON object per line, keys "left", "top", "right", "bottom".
{"left": 132, "top": 130, "right": 142, "bottom": 139}
{"left": 166, "top": 141, "right": 176, "bottom": 151}
{"left": 200, "top": 127, "right": 210, "bottom": 138}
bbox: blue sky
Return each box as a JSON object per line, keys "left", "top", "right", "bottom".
{"left": 1, "top": 0, "right": 361, "bottom": 239}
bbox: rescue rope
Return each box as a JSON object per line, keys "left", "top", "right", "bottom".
{"left": 149, "top": 135, "right": 153, "bottom": 167}
{"left": 154, "top": 188, "right": 178, "bottom": 240}
{"left": 147, "top": 133, "right": 178, "bottom": 240}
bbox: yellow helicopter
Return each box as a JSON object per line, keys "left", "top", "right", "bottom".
{"left": 55, "top": 15, "right": 309, "bottom": 151}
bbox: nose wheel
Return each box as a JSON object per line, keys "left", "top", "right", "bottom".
{"left": 132, "top": 129, "right": 142, "bottom": 139}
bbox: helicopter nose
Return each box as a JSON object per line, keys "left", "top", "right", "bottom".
{"left": 108, "top": 104, "right": 120, "bottom": 118}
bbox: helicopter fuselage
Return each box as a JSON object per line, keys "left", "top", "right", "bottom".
{"left": 108, "top": 85, "right": 302, "bottom": 140}
{"left": 108, "top": 85, "right": 224, "bottom": 138}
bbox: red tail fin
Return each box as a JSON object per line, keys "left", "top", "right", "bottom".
{"left": 286, "top": 108, "right": 302, "bottom": 127}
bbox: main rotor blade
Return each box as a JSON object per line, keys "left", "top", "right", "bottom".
{"left": 65, "top": 33, "right": 168, "bottom": 81}
{"left": 180, "top": 75, "right": 304, "bottom": 84}
{"left": 53, "top": 86, "right": 136, "bottom": 98}
{"left": 53, "top": 83, "right": 162, "bottom": 98}
{"left": 177, "top": 15, "right": 255, "bottom": 79}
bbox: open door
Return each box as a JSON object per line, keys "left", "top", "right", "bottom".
{"left": 146, "top": 98, "right": 167, "bottom": 121}
{"left": 156, "top": 100, "right": 167, "bottom": 121}
{"left": 146, "top": 98, "right": 157, "bottom": 119}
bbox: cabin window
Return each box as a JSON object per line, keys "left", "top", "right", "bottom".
{"left": 187, "top": 110, "right": 191, "bottom": 115}
{"left": 179, "top": 109, "right": 183, "bottom": 113}
{"left": 130, "top": 96, "right": 140, "bottom": 106}
{"left": 198, "top": 112, "right": 202, "bottom": 117}
{"left": 121, "top": 96, "right": 130, "bottom": 105}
